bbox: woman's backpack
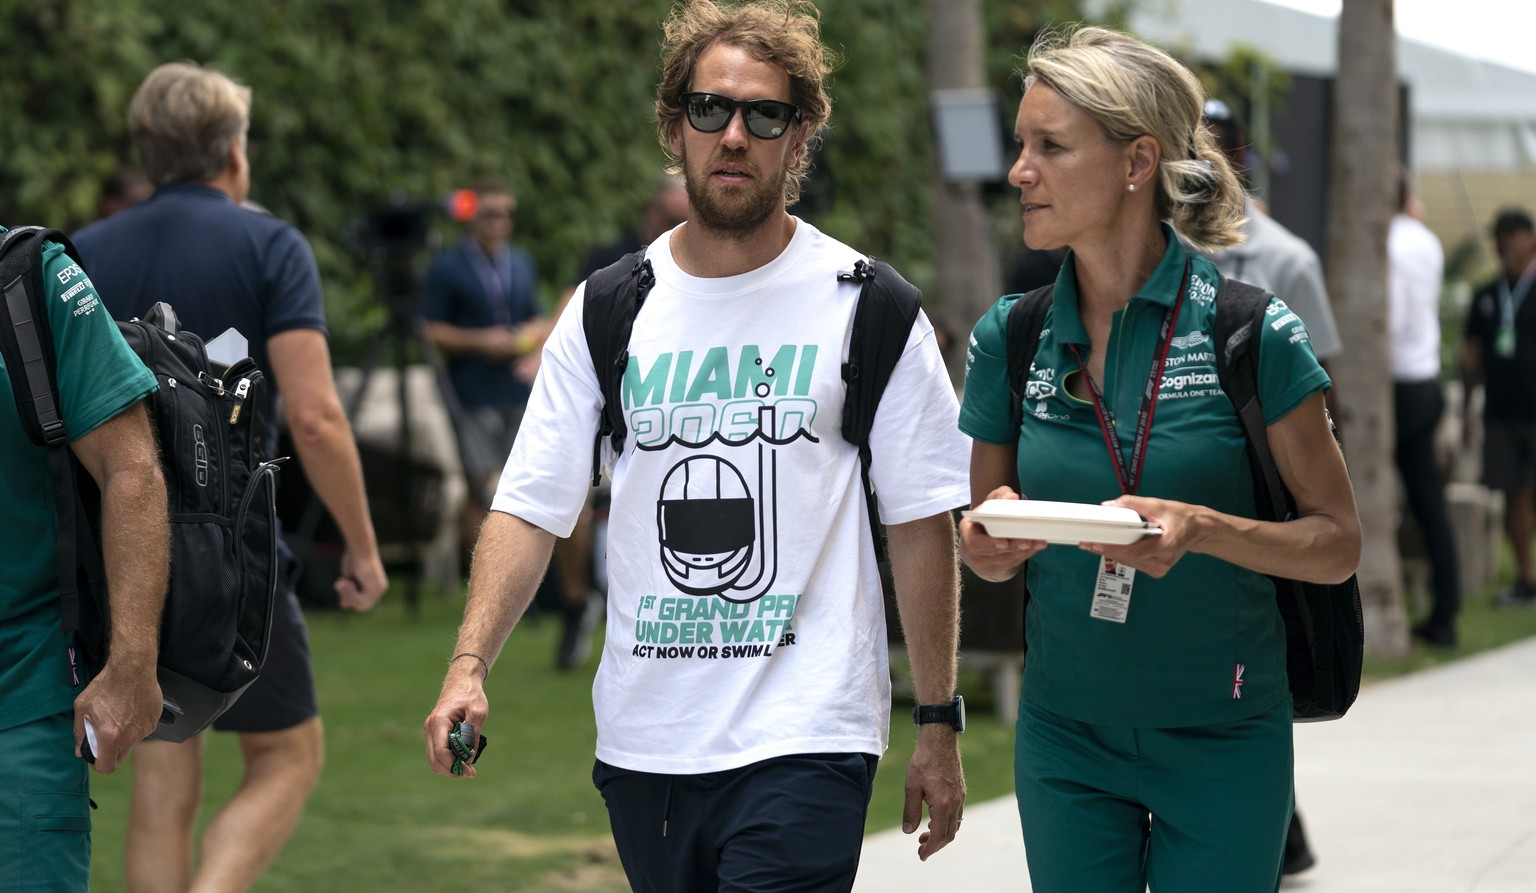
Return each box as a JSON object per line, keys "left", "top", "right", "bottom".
{"left": 0, "top": 226, "right": 281, "bottom": 741}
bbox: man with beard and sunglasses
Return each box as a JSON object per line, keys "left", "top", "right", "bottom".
{"left": 424, "top": 1, "right": 969, "bottom": 889}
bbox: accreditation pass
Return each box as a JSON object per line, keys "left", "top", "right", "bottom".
{"left": 1089, "top": 555, "right": 1136, "bottom": 623}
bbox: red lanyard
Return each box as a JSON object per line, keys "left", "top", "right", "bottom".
{"left": 1067, "top": 262, "right": 1189, "bottom": 495}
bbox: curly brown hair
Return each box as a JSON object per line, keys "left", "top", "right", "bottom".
{"left": 654, "top": 0, "right": 837, "bottom": 207}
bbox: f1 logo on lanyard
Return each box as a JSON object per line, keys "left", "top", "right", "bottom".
{"left": 1068, "top": 260, "right": 1190, "bottom": 623}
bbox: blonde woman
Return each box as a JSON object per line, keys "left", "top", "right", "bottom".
{"left": 958, "top": 27, "right": 1360, "bottom": 891}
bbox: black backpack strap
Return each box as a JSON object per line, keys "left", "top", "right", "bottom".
{"left": 0, "top": 226, "right": 97, "bottom": 634}
{"left": 1213, "top": 276, "right": 1290, "bottom": 523}
{"left": 1214, "top": 275, "right": 1317, "bottom": 645}
{"left": 0, "top": 227, "right": 71, "bottom": 447}
{"left": 1004, "top": 284, "right": 1054, "bottom": 482}
{"left": 582, "top": 247, "right": 653, "bottom": 486}
{"left": 999, "top": 284, "right": 1054, "bottom": 665}
{"left": 838, "top": 257, "right": 922, "bottom": 560}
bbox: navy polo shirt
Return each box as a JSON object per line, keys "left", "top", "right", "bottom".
{"left": 418, "top": 239, "right": 539, "bottom": 409}
{"left": 73, "top": 181, "right": 327, "bottom": 451}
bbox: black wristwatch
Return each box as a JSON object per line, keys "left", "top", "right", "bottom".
{"left": 912, "top": 695, "right": 965, "bottom": 733}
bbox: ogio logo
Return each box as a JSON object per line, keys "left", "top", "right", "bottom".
{"left": 193, "top": 424, "right": 209, "bottom": 487}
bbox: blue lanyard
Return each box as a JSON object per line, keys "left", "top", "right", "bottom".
{"left": 1498, "top": 259, "right": 1536, "bottom": 327}
{"left": 466, "top": 241, "right": 512, "bottom": 325}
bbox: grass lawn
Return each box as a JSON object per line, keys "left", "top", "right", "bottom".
{"left": 85, "top": 566, "right": 1536, "bottom": 891}
{"left": 87, "top": 590, "right": 631, "bottom": 892}
{"left": 1362, "top": 577, "right": 1536, "bottom": 679}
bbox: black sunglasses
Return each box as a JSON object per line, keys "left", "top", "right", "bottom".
{"left": 681, "top": 92, "right": 801, "bottom": 140}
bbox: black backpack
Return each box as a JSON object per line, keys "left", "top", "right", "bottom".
{"left": 1003, "top": 278, "right": 1364, "bottom": 721}
{"left": 581, "top": 248, "right": 922, "bottom": 558}
{"left": 0, "top": 226, "right": 281, "bottom": 742}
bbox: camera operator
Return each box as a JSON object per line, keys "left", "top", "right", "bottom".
{"left": 417, "top": 178, "right": 547, "bottom": 521}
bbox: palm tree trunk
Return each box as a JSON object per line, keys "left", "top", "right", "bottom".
{"left": 1327, "top": 0, "right": 1408, "bottom": 656}
{"left": 928, "top": 0, "right": 1002, "bottom": 386}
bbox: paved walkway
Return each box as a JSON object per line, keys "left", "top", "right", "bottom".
{"left": 854, "top": 637, "right": 1536, "bottom": 891}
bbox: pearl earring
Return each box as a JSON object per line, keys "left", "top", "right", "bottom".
{"left": 1127, "top": 183, "right": 1137, "bottom": 192}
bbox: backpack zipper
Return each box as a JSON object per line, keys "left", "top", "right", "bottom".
{"left": 230, "top": 377, "right": 251, "bottom": 425}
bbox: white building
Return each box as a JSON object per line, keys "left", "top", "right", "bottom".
{"left": 1101, "top": 0, "right": 1536, "bottom": 271}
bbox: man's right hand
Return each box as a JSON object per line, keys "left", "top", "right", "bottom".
{"left": 336, "top": 548, "right": 388, "bottom": 612}
{"left": 74, "top": 660, "right": 162, "bottom": 774}
{"left": 479, "top": 326, "right": 523, "bottom": 362}
{"left": 424, "top": 662, "right": 489, "bottom": 778}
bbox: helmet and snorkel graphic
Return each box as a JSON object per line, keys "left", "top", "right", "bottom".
{"left": 657, "top": 455, "right": 764, "bottom": 597}
{"left": 648, "top": 403, "right": 807, "bottom": 603}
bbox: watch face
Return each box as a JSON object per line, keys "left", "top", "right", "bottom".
{"left": 953, "top": 695, "right": 966, "bottom": 733}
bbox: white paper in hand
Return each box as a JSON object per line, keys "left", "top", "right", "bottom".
{"left": 962, "top": 499, "right": 1162, "bottom": 545}
{"left": 82, "top": 718, "right": 99, "bottom": 763}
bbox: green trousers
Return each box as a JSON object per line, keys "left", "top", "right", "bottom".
{"left": 0, "top": 710, "right": 91, "bottom": 892}
{"left": 1016, "top": 697, "right": 1292, "bottom": 893}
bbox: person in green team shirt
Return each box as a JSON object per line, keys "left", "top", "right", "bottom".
{"left": 958, "top": 27, "right": 1362, "bottom": 893}
{"left": 0, "top": 229, "right": 168, "bottom": 892}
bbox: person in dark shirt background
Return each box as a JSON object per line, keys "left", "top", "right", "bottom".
{"left": 1463, "top": 208, "right": 1536, "bottom": 607}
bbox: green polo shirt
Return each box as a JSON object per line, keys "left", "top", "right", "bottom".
{"left": 961, "top": 226, "right": 1329, "bottom": 728}
{"left": 0, "top": 230, "right": 157, "bottom": 731}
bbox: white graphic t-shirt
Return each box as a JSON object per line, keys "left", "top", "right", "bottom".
{"left": 494, "top": 219, "right": 969, "bottom": 774}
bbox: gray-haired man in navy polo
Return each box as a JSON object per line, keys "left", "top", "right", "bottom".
{"left": 74, "top": 61, "right": 388, "bottom": 893}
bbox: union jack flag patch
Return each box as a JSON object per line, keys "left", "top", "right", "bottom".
{"left": 1232, "top": 663, "right": 1245, "bottom": 699}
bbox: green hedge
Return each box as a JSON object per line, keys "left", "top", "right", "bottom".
{"left": 1, "top": 0, "right": 1084, "bottom": 360}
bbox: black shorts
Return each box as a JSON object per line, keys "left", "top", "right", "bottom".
{"left": 212, "top": 583, "right": 318, "bottom": 734}
{"left": 1482, "top": 419, "right": 1536, "bottom": 494}
{"left": 459, "top": 403, "right": 525, "bottom": 489}
{"left": 594, "top": 751, "right": 878, "bottom": 892}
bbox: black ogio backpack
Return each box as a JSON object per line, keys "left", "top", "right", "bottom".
{"left": 1003, "top": 277, "right": 1364, "bottom": 721}
{"left": 581, "top": 248, "right": 922, "bottom": 558}
{"left": 0, "top": 226, "right": 280, "bottom": 742}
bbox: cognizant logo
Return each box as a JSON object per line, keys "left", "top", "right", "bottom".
{"left": 1160, "top": 371, "right": 1218, "bottom": 392}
